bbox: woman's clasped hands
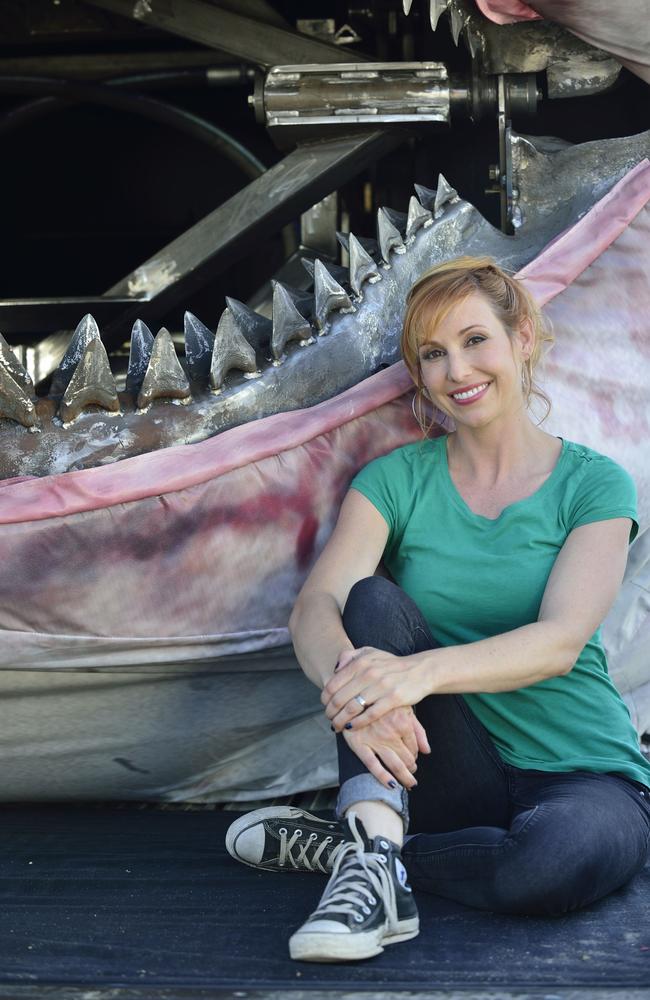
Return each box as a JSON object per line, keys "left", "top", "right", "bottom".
{"left": 321, "top": 646, "right": 433, "bottom": 789}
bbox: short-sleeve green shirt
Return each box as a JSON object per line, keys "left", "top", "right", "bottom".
{"left": 350, "top": 434, "right": 650, "bottom": 789}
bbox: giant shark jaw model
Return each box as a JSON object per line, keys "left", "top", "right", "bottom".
{"left": 0, "top": 131, "right": 648, "bottom": 802}
{"left": 1, "top": 130, "right": 649, "bottom": 480}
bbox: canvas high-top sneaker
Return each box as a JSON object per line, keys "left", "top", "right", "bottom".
{"left": 289, "top": 811, "right": 419, "bottom": 962}
{"left": 226, "top": 806, "right": 345, "bottom": 874}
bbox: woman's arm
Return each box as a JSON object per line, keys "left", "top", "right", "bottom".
{"left": 323, "top": 517, "right": 633, "bottom": 730}
{"left": 288, "top": 488, "right": 389, "bottom": 689}
{"left": 289, "top": 487, "right": 429, "bottom": 788}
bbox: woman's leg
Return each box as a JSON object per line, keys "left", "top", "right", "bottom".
{"left": 337, "top": 576, "right": 512, "bottom": 835}
{"left": 339, "top": 577, "right": 650, "bottom": 916}
{"left": 403, "top": 769, "right": 650, "bottom": 914}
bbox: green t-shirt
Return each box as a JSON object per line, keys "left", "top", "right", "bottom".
{"left": 350, "top": 434, "right": 650, "bottom": 789}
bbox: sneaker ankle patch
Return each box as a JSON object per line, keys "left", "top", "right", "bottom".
{"left": 395, "top": 857, "right": 410, "bottom": 889}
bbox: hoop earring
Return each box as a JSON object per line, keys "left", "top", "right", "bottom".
{"left": 412, "top": 387, "right": 439, "bottom": 436}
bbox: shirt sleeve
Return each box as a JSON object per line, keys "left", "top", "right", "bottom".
{"left": 569, "top": 454, "right": 639, "bottom": 543}
{"left": 349, "top": 451, "right": 403, "bottom": 554}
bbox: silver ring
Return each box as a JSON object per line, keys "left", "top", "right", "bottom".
{"left": 354, "top": 694, "right": 367, "bottom": 709}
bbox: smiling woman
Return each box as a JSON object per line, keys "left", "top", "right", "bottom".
{"left": 402, "top": 256, "right": 555, "bottom": 437}
{"left": 226, "top": 256, "right": 650, "bottom": 965}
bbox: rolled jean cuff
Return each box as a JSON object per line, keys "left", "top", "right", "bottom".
{"left": 335, "top": 773, "right": 410, "bottom": 833}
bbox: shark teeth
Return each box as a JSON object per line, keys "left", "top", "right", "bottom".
{"left": 271, "top": 281, "right": 313, "bottom": 360}
{"left": 0, "top": 362, "right": 38, "bottom": 429}
{"left": 137, "top": 327, "right": 191, "bottom": 410}
{"left": 348, "top": 232, "right": 381, "bottom": 297}
{"left": 377, "top": 207, "right": 406, "bottom": 264}
{"left": 415, "top": 174, "right": 460, "bottom": 218}
{"left": 313, "top": 257, "right": 353, "bottom": 330}
{"left": 430, "top": 0, "right": 450, "bottom": 31}
{"left": 126, "top": 319, "right": 155, "bottom": 394}
{"left": 301, "top": 255, "right": 350, "bottom": 290}
{"left": 0, "top": 163, "right": 463, "bottom": 432}
{"left": 51, "top": 313, "right": 102, "bottom": 396}
{"left": 60, "top": 338, "right": 119, "bottom": 423}
{"left": 449, "top": 2, "right": 465, "bottom": 46}
{"left": 0, "top": 333, "right": 33, "bottom": 394}
{"left": 184, "top": 311, "right": 215, "bottom": 381}
{"left": 211, "top": 308, "right": 259, "bottom": 390}
{"left": 225, "top": 296, "right": 272, "bottom": 353}
{"left": 406, "top": 195, "right": 433, "bottom": 239}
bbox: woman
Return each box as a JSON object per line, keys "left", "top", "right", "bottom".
{"left": 226, "top": 256, "right": 650, "bottom": 963}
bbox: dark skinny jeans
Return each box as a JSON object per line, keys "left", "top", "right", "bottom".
{"left": 336, "top": 576, "right": 650, "bottom": 916}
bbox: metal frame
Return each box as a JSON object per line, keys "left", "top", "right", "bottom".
{"left": 3, "top": 0, "right": 397, "bottom": 377}
{"left": 84, "top": 0, "right": 369, "bottom": 69}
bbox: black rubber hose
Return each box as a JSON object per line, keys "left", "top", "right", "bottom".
{"left": 0, "top": 74, "right": 297, "bottom": 255}
{"left": 0, "top": 75, "right": 265, "bottom": 180}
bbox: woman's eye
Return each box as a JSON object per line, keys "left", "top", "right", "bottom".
{"left": 467, "top": 335, "right": 486, "bottom": 346}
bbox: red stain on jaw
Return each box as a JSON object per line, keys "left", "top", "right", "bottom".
{"left": 295, "top": 514, "right": 319, "bottom": 570}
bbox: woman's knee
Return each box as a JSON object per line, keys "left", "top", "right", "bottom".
{"left": 343, "top": 576, "right": 398, "bottom": 635}
{"left": 344, "top": 576, "right": 398, "bottom": 615}
{"left": 343, "top": 577, "right": 420, "bottom": 652}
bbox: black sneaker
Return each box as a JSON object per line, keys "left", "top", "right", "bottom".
{"left": 289, "top": 811, "right": 419, "bottom": 962}
{"left": 225, "top": 807, "right": 345, "bottom": 874}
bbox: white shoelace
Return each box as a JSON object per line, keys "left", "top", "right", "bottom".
{"left": 308, "top": 814, "right": 399, "bottom": 930}
{"left": 278, "top": 828, "right": 341, "bottom": 873}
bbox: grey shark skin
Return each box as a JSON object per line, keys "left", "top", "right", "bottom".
{"left": 1, "top": 129, "right": 648, "bottom": 480}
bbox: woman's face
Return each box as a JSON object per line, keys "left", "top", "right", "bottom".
{"left": 416, "top": 291, "right": 532, "bottom": 428}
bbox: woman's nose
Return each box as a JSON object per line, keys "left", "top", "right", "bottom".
{"left": 446, "top": 351, "right": 473, "bottom": 383}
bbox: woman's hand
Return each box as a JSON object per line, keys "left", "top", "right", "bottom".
{"left": 341, "top": 706, "right": 430, "bottom": 790}
{"left": 322, "top": 645, "right": 433, "bottom": 731}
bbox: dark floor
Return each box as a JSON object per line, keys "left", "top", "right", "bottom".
{"left": 1, "top": 804, "right": 648, "bottom": 997}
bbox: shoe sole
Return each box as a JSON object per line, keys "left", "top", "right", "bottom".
{"left": 225, "top": 806, "right": 340, "bottom": 872}
{"left": 289, "top": 917, "right": 420, "bottom": 962}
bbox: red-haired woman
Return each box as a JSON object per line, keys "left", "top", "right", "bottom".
{"left": 227, "top": 257, "right": 650, "bottom": 963}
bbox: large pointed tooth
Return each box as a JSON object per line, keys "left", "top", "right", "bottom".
{"left": 348, "top": 233, "right": 380, "bottom": 297}
{"left": 450, "top": 3, "right": 464, "bottom": 45}
{"left": 414, "top": 183, "right": 436, "bottom": 212}
{"left": 284, "top": 284, "right": 314, "bottom": 320}
{"left": 336, "top": 231, "right": 379, "bottom": 260}
{"left": 136, "top": 328, "right": 191, "bottom": 409}
{"left": 465, "top": 21, "right": 481, "bottom": 58}
{"left": 313, "top": 258, "right": 353, "bottom": 331}
{"left": 271, "top": 281, "right": 313, "bottom": 361}
{"left": 0, "top": 334, "right": 33, "bottom": 393}
{"left": 430, "top": 0, "right": 449, "bottom": 31}
{"left": 381, "top": 206, "right": 408, "bottom": 231}
{"left": 184, "top": 311, "right": 215, "bottom": 381}
{"left": 403, "top": 0, "right": 414, "bottom": 13}
{"left": 51, "top": 313, "right": 101, "bottom": 395}
{"left": 210, "top": 308, "right": 259, "bottom": 391}
{"left": 434, "top": 173, "right": 460, "bottom": 217}
{"left": 301, "top": 256, "right": 350, "bottom": 290}
{"left": 377, "top": 207, "right": 405, "bottom": 264}
{"left": 225, "top": 297, "right": 272, "bottom": 353}
{"left": 59, "top": 339, "right": 119, "bottom": 423}
{"left": 406, "top": 195, "right": 433, "bottom": 239}
{"left": 126, "top": 319, "right": 154, "bottom": 394}
{"left": 0, "top": 364, "right": 38, "bottom": 428}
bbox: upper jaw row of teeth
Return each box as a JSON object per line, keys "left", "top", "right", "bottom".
{"left": 452, "top": 382, "right": 488, "bottom": 400}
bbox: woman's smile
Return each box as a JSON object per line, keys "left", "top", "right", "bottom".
{"left": 448, "top": 381, "right": 491, "bottom": 405}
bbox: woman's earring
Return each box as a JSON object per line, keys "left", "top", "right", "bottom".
{"left": 411, "top": 389, "right": 429, "bottom": 433}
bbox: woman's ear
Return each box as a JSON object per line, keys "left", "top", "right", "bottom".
{"left": 516, "top": 317, "right": 535, "bottom": 359}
